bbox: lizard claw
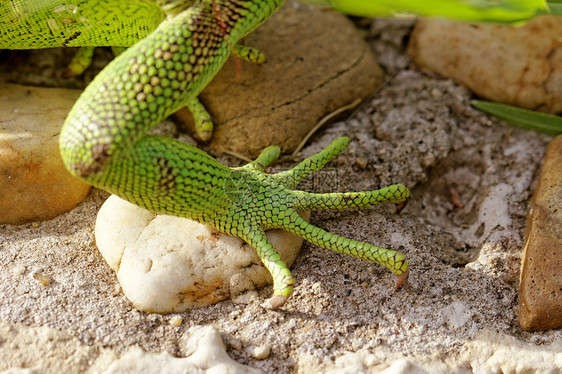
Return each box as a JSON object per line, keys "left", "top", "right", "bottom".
{"left": 395, "top": 269, "right": 409, "bottom": 290}
{"left": 395, "top": 197, "right": 409, "bottom": 214}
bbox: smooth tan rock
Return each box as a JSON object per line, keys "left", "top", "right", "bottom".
{"left": 0, "top": 83, "right": 91, "bottom": 224}
{"left": 95, "top": 195, "right": 310, "bottom": 313}
{"left": 407, "top": 16, "right": 562, "bottom": 114}
{"left": 175, "top": 2, "right": 383, "bottom": 158}
{"left": 519, "top": 135, "right": 562, "bottom": 331}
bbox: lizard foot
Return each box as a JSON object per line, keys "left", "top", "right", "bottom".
{"left": 230, "top": 137, "right": 410, "bottom": 308}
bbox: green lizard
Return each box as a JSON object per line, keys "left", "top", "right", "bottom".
{"left": 2, "top": 0, "right": 408, "bottom": 309}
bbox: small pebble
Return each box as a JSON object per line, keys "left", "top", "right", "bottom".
{"left": 355, "top": 157, "right": 368, "bottom": 170}
{"left": 431, "top": 88, "right": 443, "bottom": 99}
{"left": 33, "top": 273, "right": 50, "bottom": 286}
{"left": 229, "top": 338, "right": 243, "bottom": 351}
{"left": 232, "top": 290, "right": 258, "bottom": 305}
{"left": 112, "top": 284, "right": 122, "bottom": 296}
{"left": 249, "top": 344, "right": 271, "bottom": 360}
{"left": 169, "top": 316, "right": 183, "bottom": 327}
{"left": 12, "top": 265, "right": 26, "bottom": 276}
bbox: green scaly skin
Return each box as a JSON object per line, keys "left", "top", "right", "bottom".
{"left": 0, "top": 0, "right": 165, "bottom": 48}
{"left": 5, "top": 0, "right": 410, "bottom": 308}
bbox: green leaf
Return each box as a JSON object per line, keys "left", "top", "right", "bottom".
{"left": 307, "top": 0, "right": 550, "bottom": 23}
{"left": 546, "top": 1, "right": 562, "bottom": 15}
{"left": 471, "top": 100, "right": 562, "bottom": 135}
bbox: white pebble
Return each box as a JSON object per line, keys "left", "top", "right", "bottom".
{"left": 12, "top": 265, "right": 26, "bottom": 276}
{"left": 249, "top": 344, "right": 271, "bottom": 360}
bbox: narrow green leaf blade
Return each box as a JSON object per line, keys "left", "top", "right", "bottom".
{"left": 546, "top": 1, "right": 562, "bottom": 15}
{"left": 471, "top": 100, "right": 562, "bottom": 135}
{"left": 308, "top": 0, "right": 550, "bottom": 23}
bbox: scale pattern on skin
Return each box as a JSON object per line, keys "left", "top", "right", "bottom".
{"left": 56, "top": 0, "right": 411, "bottom": 308}
{"left": 0, "top": 0, "right": 165, "bottom": 48}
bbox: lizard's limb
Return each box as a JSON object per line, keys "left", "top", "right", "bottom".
{"left": 176, "top": 44, "right": 266, "bottom": 140}
{"left": 273, "top": 137, "right": 351, "bottom": 188}
{"left": 187, "top": 97, "right": 214, "bottom": 142}
{"left": 232, "top": 44, "right": 266, "bottom": 64}
{"left": 242, "top": 228, "right": 295, "bottom": 309}
{"left": 63, "top": 46, "right": 129, "bottom": 77}
{"left": 185, "top": 46, "right": 265, "bottom": 141}
{"left": 295, "top": 184, "right": 410, "bottom": 211}
{"left": 241, "top": 145, "right": 281, "bottom": 171}
{"left": 63, "top": 47, "right": 95, "bottom": 77}
{"left": 280, "top": 211, "right": 409, "bottom": 290}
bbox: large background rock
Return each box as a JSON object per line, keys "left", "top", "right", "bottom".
{"left": 407, "top": 15, "right": 562, "bottom": 114}
{"left": 0, "top": 84, "right": 91, "bottom": 224}
{"left": 519, "top": 135, "right": 562, "bottom": 331}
